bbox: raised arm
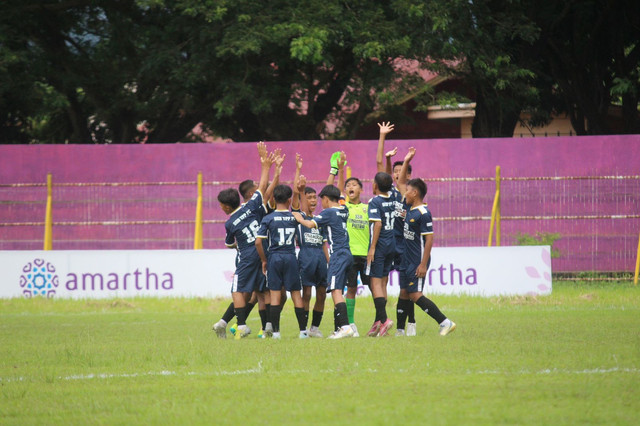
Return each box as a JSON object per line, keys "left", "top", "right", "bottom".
{"left": 337, "top": 151, "right": 346, "bottom": 195}
{"left": 327, "top": 151, "right": 340, "bottom": 185}
{"left": 257, "top": 142, "right": 275, "bottom": 195}
{"left": 397, "top": 147, "right": 415, "bottom": 196}
{"left": 264, "top": 151, "right": 284, "bottom": 205}
{"left": 376, "top": 121, "right": 395, "bottom": 172}
{"left": 292, "top": 153, "right": 303, "bottom": 210}
{"left": 297, "top": 175, "right": 309, "bottom": 214}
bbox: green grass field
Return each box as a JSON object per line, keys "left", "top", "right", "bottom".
{"left": 1, "top": 280, "right": 639, "bottom": 425}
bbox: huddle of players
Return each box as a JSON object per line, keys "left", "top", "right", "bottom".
{"left": 212, "top": 124, "right": 456, "bottom": 339}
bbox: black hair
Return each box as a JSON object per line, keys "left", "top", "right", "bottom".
{"left": 393, "top": 161, "right": 412, "bottom": 175}
{"left": 407, "top": 178, "right": 427, "bottom": 199}
{"left": 304, "top": 187, "right": 316, "bottom": 194}
{"left": 273, "top": 184, "right": 293, "bottom": 204}
{"left": 344, "top": 177, "right": 363, "bottom": 188}
{"left": 238, "top": 179, "right": 256, "bottom": 200}
{"left": 374, "top": 172, "right": 393, "bottom": 193}
{"left": 217, "top": 188, "right": 241, "bottom": 210}
{"left": 318, "top": 185, "right": 341, "bottom": 202}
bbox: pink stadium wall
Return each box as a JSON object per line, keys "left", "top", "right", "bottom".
{"left": 1, "top": 135, "right": 639, "bottom": 272}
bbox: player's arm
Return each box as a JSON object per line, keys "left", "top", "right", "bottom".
{"left": 255, "top": 236, "right": 268, "bottom": 274}
{"left": 292, "top": 211, "right": 317, "bottom": 229}
{"left": 323, "top": 242, "right": 330, "bottom": 263}
{"left": 397, "top": 147, "right": 415, "bottom": 196}
{"left": 264, "top": 151, "right": 284, "bottom": 206}
{"left": 326, "top": 151, "right": 341, "bottom": 185}
{"left": 224, "top": 224, "right": 237, "bottom": 249}
{"left": 297, "top": 175, "right": 309, "bottom": 214}
{"left": 257, "top": 142, "right": 275, "bottom": 195}
{"left": 415, "top": 234, "right": 434, "bottom": 278}
{"left": 376, "top": 121, "right": 395, "bottom": 173}
{"left": 337, "top": 151, "right": 346, "bottom": 195}
{"left": 367, "top": 220, "right": 382, "bottom": 265}
{"left": 292, "top": 153, "right": 303, "bottom": 211}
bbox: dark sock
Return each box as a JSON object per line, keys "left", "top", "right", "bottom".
{"left": 396, "top": 298, "right": 411, "bottom": 330}
{"left": 374, "top": 297, "right": 387, "bottom": 323}
{"left": 222, "top": 302, "right": 235, "bottom": 323}
{"left": 265, "top": 304, "right": 271, "bottom": 322}
{"left": 259, "top": 309, "right": 267, "bottom": 329}
{"left": 246, "top": 301, "right": 256, "bottom": 317}
{"left": 235, "top": 306, "right": 247, "bottom": 326}
{"left": 270, "top": 304, "right": 282, "bottom": 332}
{"left": 334, "top": 309, "right": 338, "bottom": 331}
{"left": 303, "top": 309, "right": 309, "bottom": 330}
{"left": 334, "top": 302, "right": 348, "bottom": 328}
{"left": 415, "top": 295, "right": 446, "bottom": 324}
{"left": 407, "top": 300, "right": 416, "bottom": 323}
{"left": 311, "top": 310, "right": 324, "bottom": 328}
{"left": 295, "top": 307, "right": 306, "bottom": 331}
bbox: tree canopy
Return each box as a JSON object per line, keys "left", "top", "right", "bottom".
{"left": 1, "top": 0, "right": 638, "bottom": 143}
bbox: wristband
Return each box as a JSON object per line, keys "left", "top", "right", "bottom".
{"left": 330, "top": 167, "right": 339, "bottom": 176}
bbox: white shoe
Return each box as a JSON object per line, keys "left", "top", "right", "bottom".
{"left": 439, "top": 319, "right": 457, "bottom": 336}
{"left": 308, "top": 326, "right": 324, "bottom": 338}
{"left": 212, "top": 320, "right": 227, "bottom": 339}
{"left": 350, "top": 323, "right": 360, "bottom": 337}
{"left": 264, "top": 322, "right": 273, "bottom": 338}
{"left": 328, "top": 325, "right": 354, "bottom": 339}
{"left": 395, "top": 329, "right": 405, "bottom": 336}
{"left": 299, "top": 330, "right": 309, "bottom": 339}
{"left": 234, "top": 325, "right": 251, "bottom": 339}
{"left": 272, "top": 332, "right": 281, "bottom": 339}
{"left": 407, "top": 322, "right": 417, "bottom": 337}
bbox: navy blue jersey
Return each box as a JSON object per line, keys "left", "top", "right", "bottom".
{"left": 296, "top": 212, "right": 327, "bottom": 252}
{"left": 368, "top": 193, "right": 397, "bottom": 249}
{"left": 224, "top": 190, "right": 267, "bottom": 263}
{"left": 402, "top": 203, "right": 434, "bottom": 270}
{"left": 311, "top": 206, "right": 350, "bottom": 254}
{"left": 257, "top": 210, "right": 299, "bottom": 254}
{"left": 391, "top": 186, "right": 406, "bottom": 253}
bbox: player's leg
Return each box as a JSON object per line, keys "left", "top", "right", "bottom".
{"left": 284, "top": 254, "right": 306, "bottom": 338}
{"left": 327, "top": 252, "right": 354, "bottom": 339}
{"left": 409, "top": 286, "right": 456, "bottom": 336}
{"left": 212, "top": 301, "right": 235, "bottom": 338}
{"left": 345, "top": 257, "right": 359, "bottom": 326}
{"left": 396, "top": 288, "right": 411, "bottom": 336}
{"left": 309, "top": 285, "right": 326, "bottom": 337}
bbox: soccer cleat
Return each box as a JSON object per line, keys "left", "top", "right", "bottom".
{"left": 395, "top": 329, "right": 405, "bottom": 337}
{"left": 299, "top": 330, "right": 309, "bottom": 339}
{"left": 367, "top": 320, "right": 381, "bottom": 337}
{"left": 328, "top": 325, "right": 354, "bottom": 339}
{"left": 229, "top": 323, "right": 238, "bottom": 336}
{"left": 264, "top": 322, "right": 273, "bottom": 338}
{"left": 377, "top": 319, "right": 394, "bottom": 337}
{"left": 308, "top": 326, "right": 324, "bottom": 338}
{"left": 406, "top": 322, "right": 417, "bottom": 337}
{"left": 212, "top": 320, "right": 227, "bottom": 339}
{"left": 234, "top": 325, "right": 251, "bottom": 340}
{"left": 439, "top": 319, "right": 457, "bottom": 336}
{"left": 272, "top": 332, "right": 281, "bottom": 339}
{"left": 258, "top": 328, "right": 264, "bottom": 338}
{"left": 350, "top": 323, "right": 360, "bottom": 337}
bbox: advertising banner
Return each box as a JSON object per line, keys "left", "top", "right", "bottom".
{"left": 0, "top": 246, "right": 551, "bottom": 299}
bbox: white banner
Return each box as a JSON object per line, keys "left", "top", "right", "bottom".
{"left": 0, "top": 246, "right": 551, "bottom": 299}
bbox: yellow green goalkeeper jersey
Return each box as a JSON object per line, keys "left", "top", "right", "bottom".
{"left": 345, "top": 201, "right": 369, "bottom": 256}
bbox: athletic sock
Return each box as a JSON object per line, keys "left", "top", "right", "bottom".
{"left": 396, "top": 298, "right": 410, "bottom": 330}
{"left": 311, "top": 309, "right": 324, "bottom": 328}
{"left": 246, "top": 301, "right": 256, "bottom": 317}
{"left": 407, "top": 300, "right": 416, "bottom": 323}
{"left": 234, "top": 306, "right": 247, "bottom": 326}
{"left": 334, "top": 302, "right": 349, "bottom": 328}
{"left": 346, "top": 297, "right": 356, "bottom": 324}
{"left": 303, "top": 309, "right": 309, "bottom": 330}
{"left": 415, "top": 295, "right": 446, "bottom": 324}
{"left": 222, "top": 302, "right": 235, "bottom": 323}
{"left": 333, "top": 309, "right": 338, "bottom": 331}
{"left": 270, "top": 304, "right": 282, "bottom": 332}
{"left": 259, "top": 309, "right": 267, "bottom": 329}
{"left": 295, "top": 307, "right": 306, "bottom": 331}
{"left": 374, "top": 297, "right": 388, "bottom": 323}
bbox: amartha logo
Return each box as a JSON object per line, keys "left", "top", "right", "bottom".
{"left": 20, "top": 258, "right": 59, "bottom": 298}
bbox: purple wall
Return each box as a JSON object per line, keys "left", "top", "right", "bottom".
{"left": 1, "top": 135, "right": 639, "bottom": 272}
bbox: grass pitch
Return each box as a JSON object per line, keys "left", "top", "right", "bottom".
{"left": 1, "top": 280, "right": 639, "bottom": 425}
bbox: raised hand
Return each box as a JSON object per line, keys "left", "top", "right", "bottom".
{"left": 296, "top": 153, "right": 303, "bottom": 170}
{"left": 404, "top": 147, "right": 416, "bottom": 162}
{"left": 378, "top": 121, "right": 395, "bottom": 136}
{"left": 297, "top": 175, "right": 307, "bottom": 192}
{"left": 385, "top": 147, "right": 398, "bottom": 158}
{"left": 257, "top": 141, "right": 267, "bottom": 160}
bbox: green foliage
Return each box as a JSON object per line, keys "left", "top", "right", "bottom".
{"left": 514, "top": 232, "right": 561, "bottom": 258}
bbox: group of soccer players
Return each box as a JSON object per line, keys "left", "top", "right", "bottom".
{"left": 212, "top": 123, "right": 456, "bottom": 339}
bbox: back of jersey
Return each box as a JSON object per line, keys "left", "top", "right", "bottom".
{"left": 258, "top": 210, "right": 298, "bottom": 255}
{"left": 368, "top": 193, "right": 397, "bottom": 248}
{"left": 224, "top": 191, "right": 266, "bottom": 262}
{"left": 312, "top": 207, "right": 350, "bottom": 254}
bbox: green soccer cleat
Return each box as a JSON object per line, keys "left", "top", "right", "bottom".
{"left": 229, "top": 323, "right": 237, "bottom": 336}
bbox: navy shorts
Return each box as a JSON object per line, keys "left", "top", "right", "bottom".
{"left": 327, "top": 249, "right": 353, "bottom": 291}
{"left": 366, "top": 245, "right": 395, "bottom": 278}
{"left": 298, "top": 249, "right": 327, "bottom": 287}
{"left": 347, "top": 255, "right": 370, "bottom": 288}
{"left": 267, "top": 252, "right": 301, "bottom": 292}
{"left": 399, "top": 259, "right": 431, "bottom": 293}
{"left": 232, "top": 258, "right": 263, "bottom": 293}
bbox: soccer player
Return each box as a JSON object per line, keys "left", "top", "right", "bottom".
{"left": 376, "top": 122, "right": 417, "bottom": 336}
{"left": 213, "top": 143, "right": 281, "bottom": 339}
{"left": 292, "top": 155, "right": 329, "bottom": 338}
{"left": 256, "top": 184, "right": 307, "bottom": 339}
{"left": 292, "top": 184, "right": 355, "bottom": 339}
{"left": 366, "top": 171, "right": 397, "bottom": 337}
{"left": 398, "top": 147, "right": 456, "bottom": 336}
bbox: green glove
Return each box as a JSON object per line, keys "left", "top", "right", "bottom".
{"left": 329, "top": 151, "right": 346, "bottom": 175}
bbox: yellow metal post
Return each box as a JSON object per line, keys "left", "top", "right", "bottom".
{"left": 634, "top": 231, "right": 640, "bottom": 285}
{"left": 488, "top": 166, "right": 501, "bottom": 246}
{"left": 194, "top": 172, "right": 203, "bottom": 250}
{"left": 346, "top": 166, "right": 352, "bottom": 179}
{"left": 44, "top": 173, "right": 53, "bottom": 250}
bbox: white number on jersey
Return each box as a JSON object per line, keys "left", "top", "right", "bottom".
{"left": 277, "top": 228, "right": 295, "bottom": 245}
{"left": 241, "top": 220, "right": 260, "bottom": 243}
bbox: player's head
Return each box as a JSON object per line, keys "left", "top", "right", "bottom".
{"left": 217, "top": 188, "right": 240, "bottom": 214}
{"left": 273, "top": 184, "right": 293, "bottom": 206}
{"left": 405, "top": 178, "right": 427, "bottom": 204}
{"left": 344, "top": 177, "right": 363, "bottom": 202}
{"left": 238, "top": 179, "right": 257, "bottom": 201}
{"left": 393, "top": 161, "right": 412, "bottom": 183}
{"left": 304, "top": 186, "right": 318, "bottom": 211}
{"left": 318, "top": 184, "right": 341, "bottom": 208}
{"left": 373, "top": 172, "right": 393, "bottom": 194}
